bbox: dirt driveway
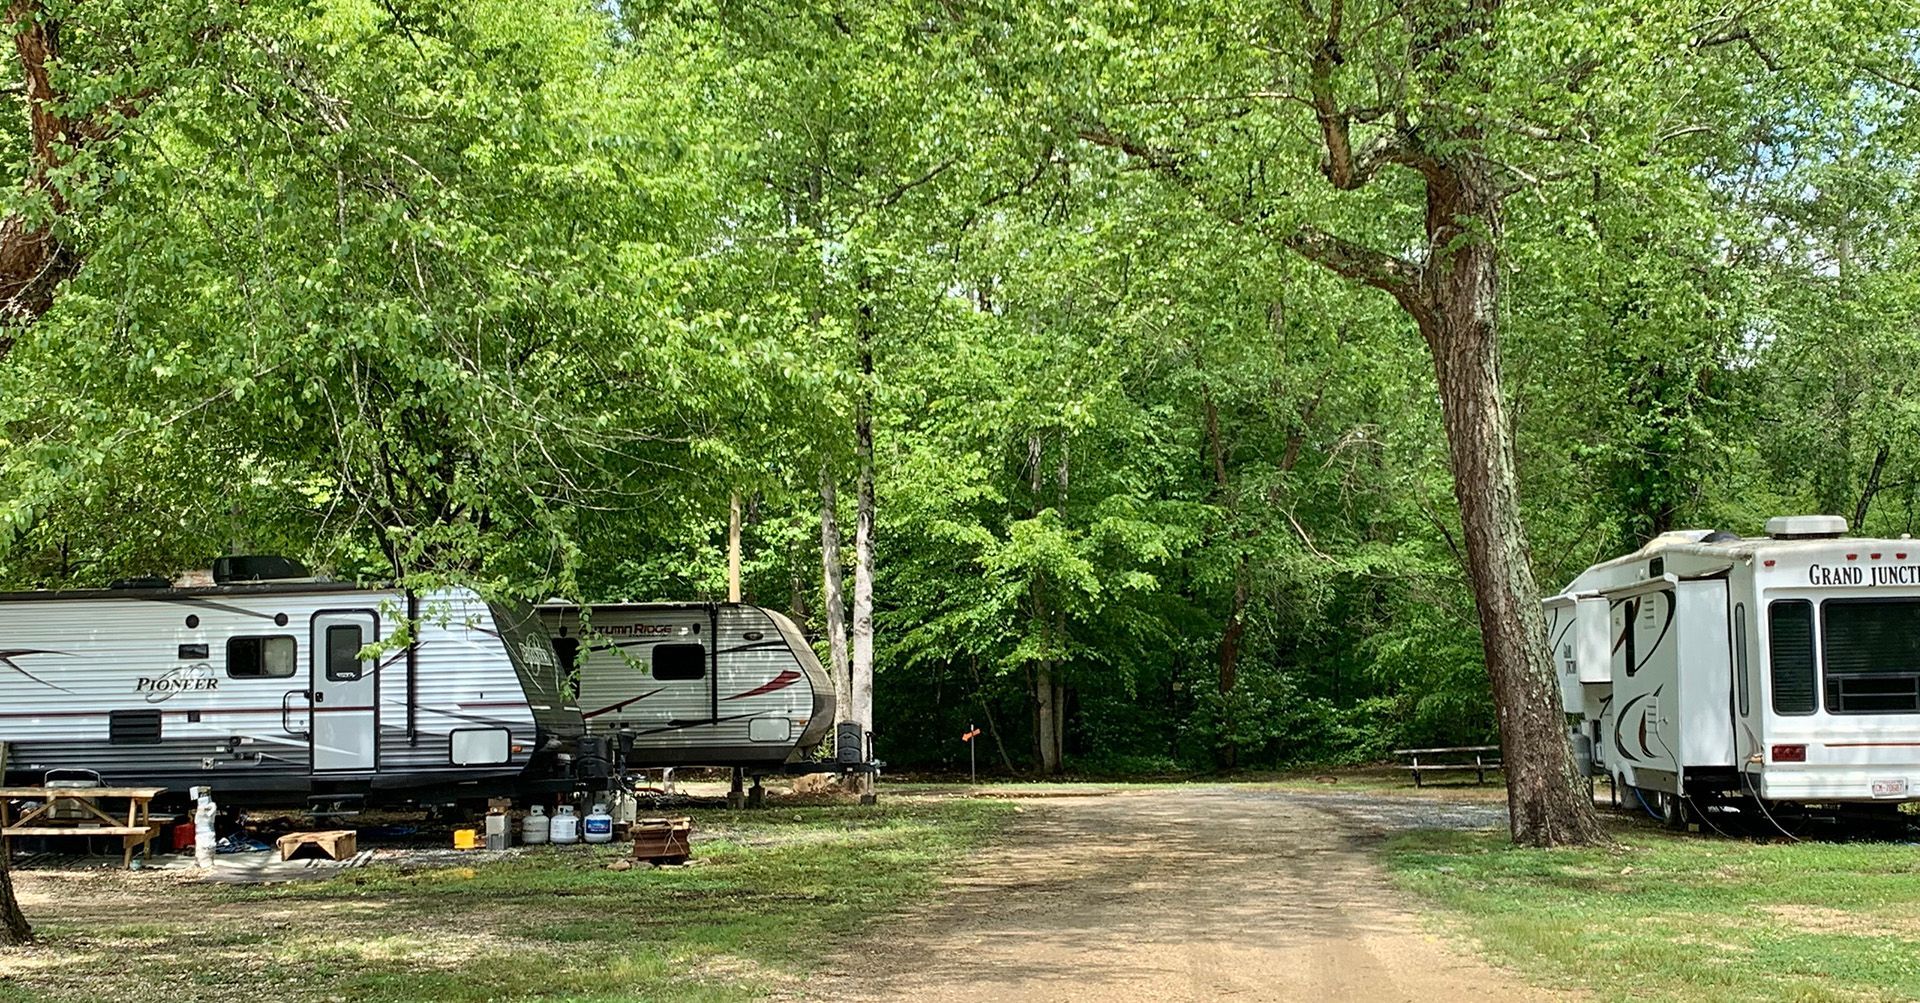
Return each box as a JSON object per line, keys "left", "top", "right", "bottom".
{"left": 808, "top": 786, "right": 1569, "bottom": 1002}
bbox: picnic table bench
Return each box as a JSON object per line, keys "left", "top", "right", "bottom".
{"left": 1391, "top": 746, "right": 1502, "bottom": 787}
{"left": 0, "top": 785, "right": 165, "bottom": 868}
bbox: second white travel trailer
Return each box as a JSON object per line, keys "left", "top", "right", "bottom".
{"left": 0, "top": 559, "right": 587, "bottom": 808}
{"left": 1548, "top": 515, "right": 1920, "bottom": 826}
{"left": 538, "top": 602, "right": 835, "bottom": 771}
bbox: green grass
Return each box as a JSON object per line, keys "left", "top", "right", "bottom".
{"left": 0, "top": 798, "right": 1013, "bottom": 1003}
{"left": 1385, "top": 824, "right": 1920, "bottom": 1002}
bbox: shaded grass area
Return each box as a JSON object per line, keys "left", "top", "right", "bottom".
{"left": 0, "top": 798, "right": 1012, "bottom": 1003}
{"left": 1385, "top": 824, "right": 1920, "bottom": 1002}
{"left": 891, "top": 766, "right": 1508, "bottom": 801}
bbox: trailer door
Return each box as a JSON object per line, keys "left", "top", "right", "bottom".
{"left": 311, "top": 610, "right": 379, "bottom": 772}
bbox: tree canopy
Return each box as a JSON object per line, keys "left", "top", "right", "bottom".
{"left": 0, "top": 0, "right": 1914, "bottom": 801}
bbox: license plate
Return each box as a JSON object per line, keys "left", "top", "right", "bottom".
{"left": 1872, "top": 778, "right": 1910, "bottom": 798}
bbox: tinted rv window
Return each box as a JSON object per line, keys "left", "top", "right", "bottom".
{"left": 652, "top": 642, "right": 706, "bottom": 681}
{"left": 1734, "top": 603, "right": 1749, "bottom": 717}
{"left": 326, "top": 624, "right": 365, "bottom": 681}
{"left": 227, "top": 635, "right": 296, "bottom": 679}
{"left": 1769, "top": 600, "right": 1817, "bottom": 715}
{"left": 1821, "top": 598, "right": 1920, "bottom": 714}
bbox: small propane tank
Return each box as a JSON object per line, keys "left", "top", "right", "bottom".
{"left": 584, "top": 803, "right": 614, "bottom": 844}
{"left": 521, "top": 805, "right": 551, "bottom": 845}
{"left": 549, "top": 804, "right": 581, "bottom": 845}
{"left": 610, "top": 790, "right": 638, "bottom": 826}
{"left": 190, "top": 785, "right": 217, "bottom": 870}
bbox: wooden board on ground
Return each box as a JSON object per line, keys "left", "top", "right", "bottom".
{"left": 277, "top": 830, "right": 358, "bottom": 861}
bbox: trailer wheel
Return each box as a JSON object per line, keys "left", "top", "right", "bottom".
{"left": 1656, "top": 790, "right": 1691, "bottom": 831}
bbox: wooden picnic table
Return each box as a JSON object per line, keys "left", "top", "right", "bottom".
{"left": 0, "top": 785, "right": 165, "bottom": 868}
{"left": 1391, "top": 746, "right": 1502, "bottom": 787}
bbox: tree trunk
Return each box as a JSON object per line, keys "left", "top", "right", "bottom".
{"left": 1202, "top": 387, "right": 1246, "bottom": 768}
{"left": 0, "top": 1, "right": 77, "bottom": 934}
{"left": 1034, "top": 660, "right": 1060, "bottom": 773}
{"left": 727, "top": 492, "right": 743, "bottom": 603}
{"left": 0, "top": 851, "right": 25, "bottom": 946}
{"left": 1854, "top": 443, "right": 1890, "bottom": 530}
{"left": 0, "top": 0, "right": 87, "bottom": 356}
{"left": 0, "top": 739, "right": 23, "bottom": 944}
{"left": 1419, "top": 169, "right": 1605, "bottom": 848}
{"left": 851, "top": 341, "right": 876, "bottom": 800}
{"left": 788, "top": 519, "right": 811, "bottom": 628}
{"left": 819, "top": 467, "right": 851, "bottom": 737}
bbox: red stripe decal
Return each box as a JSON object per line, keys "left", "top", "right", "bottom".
{"left": 724, "top": 670, "right": 800, "bottom": 701}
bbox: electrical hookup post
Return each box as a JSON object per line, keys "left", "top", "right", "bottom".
{"left": 962, "top": 724, "right": 982, "bottom": 785}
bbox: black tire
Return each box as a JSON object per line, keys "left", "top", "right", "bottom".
{"left": 1657, "top": 790, "right": 1691, "bottom": 831}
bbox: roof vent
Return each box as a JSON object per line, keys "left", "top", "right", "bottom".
{"left": 211, "top": 555, "right": 311, "bottom": 584}
{"left": 1765, "top": 515, "right": 1848, "bottom": 540}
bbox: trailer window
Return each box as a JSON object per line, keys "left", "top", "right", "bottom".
{"left": 1769, "top": 600, "right": 1817, "bottom": 715}
{"left": 1821, "top": 598, "right": 1920, "bottom": 714}
{"left": 325, "top": 624, "right": 365, "bottom": 681}
{"left": 652, "top": 642, "right": 706, "bottom": 681}
{"left": 1734, "top": 603, "right": 1749, "bottom": 717}
{"left": 227, "top": 635, "right": 297, "bottom": 679}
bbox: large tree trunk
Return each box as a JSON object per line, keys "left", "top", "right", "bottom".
{"left": 1075, "top": 0, "right": 1603, "bottom": 847}
{"left": 819, "top": 467, "right": 851, "bottom": 738}
{"left": 1420, "top": 169, "right": 1605, "bottom": 847}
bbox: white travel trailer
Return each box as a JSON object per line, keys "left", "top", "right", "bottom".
{"left": 0, "top": 562, "right": 584, "bottom": 807}
{"left": 1548, "top": 516, "right": 1920, "bottom": 826}
{"left": 538, "top": 602, "right": 834, "bottom": 770}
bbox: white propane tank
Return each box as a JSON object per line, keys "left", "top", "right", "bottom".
{"left": 584, "top": 803, "right": 614, "bottom": 844}
{"left": 190, "top": 785, "right": 217, "bottom": 870}
{"left": 550, "top": 804, "right": 580, "bottom": 844}
{"left": 521, "top": 805, "right": 551, "bottom": 845}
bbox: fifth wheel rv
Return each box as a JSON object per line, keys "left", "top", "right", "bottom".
{"left": 0, "top": 559, "right": 584, "bottom": 807}
{"left": 1548, "top": 515, "right": 1920, "bottom": 826}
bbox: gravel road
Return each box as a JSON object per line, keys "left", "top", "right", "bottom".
{"left": 806, "top": 786, "right": 1568, "bottom": 1003}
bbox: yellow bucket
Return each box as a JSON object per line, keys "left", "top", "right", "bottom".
{"left": 453, "top": 828, "right": 480, "bottom": 850}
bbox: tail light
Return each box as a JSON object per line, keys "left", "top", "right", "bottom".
{"left": 1771, "top": 744, "right": 1807, "bottom": 763}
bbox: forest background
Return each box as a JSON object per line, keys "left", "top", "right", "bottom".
{"left": 0, "top": 0, "right": 1913, "bottom": 776}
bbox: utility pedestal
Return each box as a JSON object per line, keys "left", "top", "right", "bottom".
{"left": 727, "top": 768, "right": 746, "bottom": 810}
{"left": 746, "top": 776, "right": 765, "bottom": 809}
